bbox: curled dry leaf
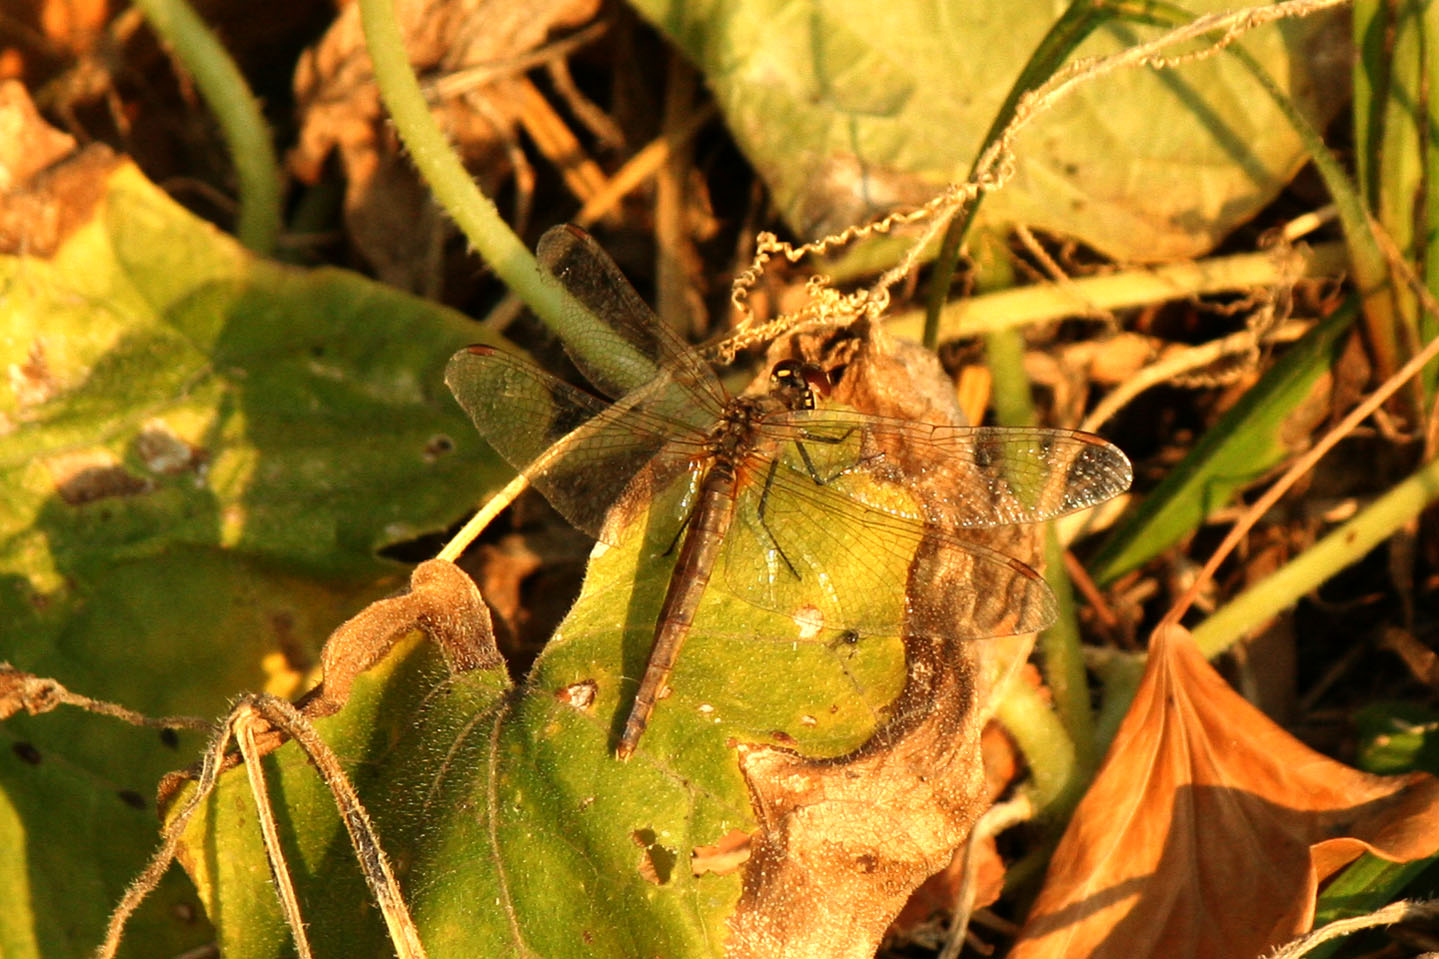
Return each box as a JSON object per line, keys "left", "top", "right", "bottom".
{"left": 725, "top": 328, "right": 1041, "bottom": 959}
{"left": 289, "top": 0, "right": 599, "bottom": 286}
{"left": 888, "top": 722, "right": 1017, "bottom": 938}
{"left": 1010, "top": 623, "right": 1439, "bottom": 959}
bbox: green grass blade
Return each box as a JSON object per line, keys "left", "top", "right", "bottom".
{"left": 1089, "top": 301, "right": 1356, "bottom": 584}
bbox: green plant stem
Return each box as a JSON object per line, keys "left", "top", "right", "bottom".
{"left": 986, "top": 314, "right": 1097, "bottom": 777}
{"left": 1192, "top": 453, "right": 1439, "bottom": 658}
{"left": 994, "top": 680, "right": 1082, "bottom": 816}
{"left": 356, "top": 0, "right": 543, "bottom": 305}
{"left": 1425, "top": 0, "right": 1439, "bottom": 309}
{"left": 1088, "top": 648, "right": 1145, "bottom": 758}
{"left": 1354, "top": 0, "right": 1428, "bottom": 403}
{"left": 355, "top": 0, "right": 649, "bottom": 380}
{"left": 889, "top": 242, "right": 1347, "bottom": 343}
{"left": 1041, "top": 530, "right": 1095, "bottom": 770}
{"left": 132, "top": 0, "right": 280, "bottom": 255}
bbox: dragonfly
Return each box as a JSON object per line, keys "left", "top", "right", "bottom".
{"left": 446, "top": 225, "right": 1132, "bottom": 761}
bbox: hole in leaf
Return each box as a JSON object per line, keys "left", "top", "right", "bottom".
{"left": 692, "top": 829, "right": 752, "bottom": 877}
{"left": 631, "top": 828, "right": 676, "bottom": 885}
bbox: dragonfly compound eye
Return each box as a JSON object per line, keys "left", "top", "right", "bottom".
{"left": 769, "top": 360, "right": 831, "bottom": 409}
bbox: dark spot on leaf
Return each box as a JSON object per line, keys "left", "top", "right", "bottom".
{"left": 159, "top": 728, "right": 180, "bottom": 749}
{"left": 310, "top": 344, "right": 325, "bottom": 358}
{"left": 12, "top": 742, "right": 41, "bottom": 765}
{"left": 268, "top": 612, "right": 312, "bottom": 676}
{"left": 54, "top": 464, "right": 150, "bottom": 505}
{"left": 582, "top": 929, "right": 594, "bottom": 944}
{"left": 856, "top": 853, "right": 879, "bottom": 873}
{"left": 556, "top": 679, "right": 597, "bottom": 711}
{"left": 769, "top": 730, "right": 797, "bottom": 746}
{"left": 423, "top": 434, "right": 454, "bottom": 462}
{"left": 117, "top": 789, "right": 146, "bottom": 810}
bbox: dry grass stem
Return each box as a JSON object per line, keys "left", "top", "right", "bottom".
{"left": 236, "top": 704, "right": 315, "bottom": 959}
{"left": 1081, "top": 320, "right": 1312, "bottom": 432}
{"left": 1264, "top": 899, "right": 1439, "bottom": 958}
{"left": 96, "top": 717, "right": 236, "bottom": 959}
{"left": 939, "top": 796, "right": 1034, "bottom": 959}
{"left": 0, "top": 664, "right": 210, "bottom": 731}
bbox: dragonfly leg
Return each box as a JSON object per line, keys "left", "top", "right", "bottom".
{"left": 792, "top": 433, "right": 886, "bottom": 486}
{"left": 756, "top": 460, "right": 801, "bottom": 579}
{"left": 659, "top": 506, "right": 696, "bottom": 557}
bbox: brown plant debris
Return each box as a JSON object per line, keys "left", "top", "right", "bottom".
{"left": 1009, "top": 623, "right": 1439, "bottom": 959}
{"left": 288, "top": 0, "right": 599, "bottom": 287}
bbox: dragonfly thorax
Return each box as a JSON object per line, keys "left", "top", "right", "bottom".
{"left": 769, "top": 359, "right": 830, "bottom": 411}
{"left": 701, "top": 360, "right": 829, "bottom": 466}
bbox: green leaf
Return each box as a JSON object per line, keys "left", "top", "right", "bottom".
{"left": 178, "top": 484, "right": 908, "bottom": 957}
{"left": 0, "top": 156, "right": 511, "bottom": 957}
{"left": 1307, "top": 702, "right": 1439, "bottom": 957}
{"left": 1353, "top": 0, "right": 1434, "bottom": 404}
{"left": 629, "top": 0, "right": 1348, "bottom": 263}
{"left": 1088, "top": 300, "right": 1356, "bottom": 584}
{"left": 1354, "top": 702, "right": 1439, "bottom": 776}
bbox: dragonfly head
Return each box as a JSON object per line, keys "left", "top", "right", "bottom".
{"left": 769, "top": 359, "right": 831, "bottom": 410}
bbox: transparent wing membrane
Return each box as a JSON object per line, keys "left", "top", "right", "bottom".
{"left": 759, "top": 411, "right": 1134, "bottom": 528}
{"left": 447, "top": 226, "right": 1132, "bottom": 757}
{"left": 446, "top": 346, "right": 703, "bottom": 539}
{"left": 538, "top": 225, "right": 725, "bottom": 407}
{"left": 717, "top": 450, "right": 1058, "bottom": 640}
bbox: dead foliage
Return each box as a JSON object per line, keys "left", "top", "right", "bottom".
{"left": 1010, "top": 623, "right": 1439, "bottom": 959}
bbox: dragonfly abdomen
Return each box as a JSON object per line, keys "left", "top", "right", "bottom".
{"left": 616, "top": 463, "right": 739, "bottom": 760}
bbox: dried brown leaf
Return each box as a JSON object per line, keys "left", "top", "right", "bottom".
{"left": 288, "top": 0, "right": 598, "bottom": 287}
{"left": 0, "top": 81, "right": 119, "bottom": 257}
{"left": 724, "top": 330, "right": 1040, "bottom": 959}
{"left": 1010, "top": 623, "right": 1439, "bottom": 959}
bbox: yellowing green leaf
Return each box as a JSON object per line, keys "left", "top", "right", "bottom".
{"left": 0, "top": 145, "right": 510, "bottom": 957}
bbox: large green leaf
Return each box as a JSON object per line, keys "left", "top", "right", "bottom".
{"left": 631, "top": 0, "right": 1346, "bottom": 263}
{"left": 0, "top": 151, "right": 511, "bottom": 957}
{"left": 178, "top": 482, "right": 911, "bottom": 958}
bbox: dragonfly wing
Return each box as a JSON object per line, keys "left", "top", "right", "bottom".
{"left": 538, "top": 224, "right": 727, "bottom": 413}
{"left": 718, "top": 459, "right": 1056, "bottom": 640}
{"left": 765, "top": 412, "right": 1132, "bottom": 528}
{"left": 446, "top": 345, "right": 703, "bottom": 540}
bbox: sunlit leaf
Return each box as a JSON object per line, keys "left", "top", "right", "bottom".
{"left": 628, "top": 0, "right": 1347, "bottom": 264}
{"left": 1009, "top": 624, "right": 1439, "bottom": 959}
{"left": 0, "top": 108, "right": 510, "bottom": 956}
{"left": 176, "top": 337, "right": 1040, "bottom": 958}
